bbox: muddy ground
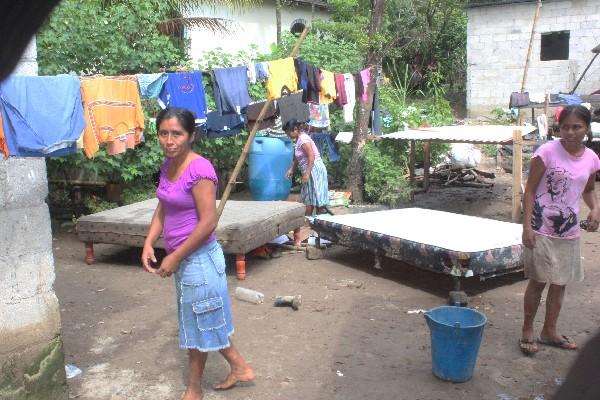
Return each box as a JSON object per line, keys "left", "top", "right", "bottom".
{"left": 52, "top": 158, "right": 600, "bottom": 400}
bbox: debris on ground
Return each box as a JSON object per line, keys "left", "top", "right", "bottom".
{"left": 235, "top": 287, "right": 264, "bottom": 304}
{"left": 65, "top": 364, "right": 82, "bottom": 379}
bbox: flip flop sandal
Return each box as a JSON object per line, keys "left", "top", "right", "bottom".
{"left": 519, "top": 338, "right": 539, "bottom": 356}
{"left": 538, "top": 335, "right": 577, "bottom": 350}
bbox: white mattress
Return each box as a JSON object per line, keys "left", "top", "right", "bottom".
{"left": 314, "top": 208, "right": 523, "bottom": 253}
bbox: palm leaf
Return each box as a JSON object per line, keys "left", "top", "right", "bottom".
{"left": 157, "top": 16, "right": 231, "bottom": 35}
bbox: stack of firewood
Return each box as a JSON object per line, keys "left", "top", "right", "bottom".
{"left": 413, "top": 164, "right": 495, "bottom": 188}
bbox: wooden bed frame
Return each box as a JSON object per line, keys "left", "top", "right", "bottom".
{"left": 77, "top": 198, "right": 305, "bottom": 280}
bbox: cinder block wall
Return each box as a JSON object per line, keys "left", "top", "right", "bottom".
{"left": 467, "top": 0, "right": 600, "bottom": 117}
{"left": 0, "top": 39, "right": 68, "bottom": 400}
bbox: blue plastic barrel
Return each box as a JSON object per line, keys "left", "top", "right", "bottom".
{"left": 424, "top": 306, "right": 487, "bottom": 383}
{"left": 248, "top": 136, "right": 293, "bottom": 201}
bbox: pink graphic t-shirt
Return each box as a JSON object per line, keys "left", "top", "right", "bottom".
{"left": 531, "top": 139, "right": 600, "bottom": 239}
{"left": 295, "top": 132, "right": 321, "bottom": 168}
{"left": 156, "top": 157, "right": 218, "bottom": 253}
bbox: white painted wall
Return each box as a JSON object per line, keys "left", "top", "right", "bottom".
{"left": 187, "top": 1, "right": 328, "bottom": 63}
{"left": 467, "top": 0, "right": 600, "bottom": 116}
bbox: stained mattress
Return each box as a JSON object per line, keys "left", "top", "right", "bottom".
{"left": 311, "top": 208, "right": 524, "bottom": 278}
{"left": 77, "top": 198, "right": 305, "bottom": 254}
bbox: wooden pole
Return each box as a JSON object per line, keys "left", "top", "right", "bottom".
{"left": 216, "top": 26, "right": 310, "bottom": 217}
{"left": 409, "top": 140, "right": 416, "bottom": 183}
{"left": 511, "top": 129, "right": 523, "bottom": 222}
{"left": 517, "top": 0, "right": 542, "bottom": 125}
{"left": 543, "top": 93, "right": 550, "bottom": 139}
{"left": 423, "top": 141, "right": 431, "bottom": 192}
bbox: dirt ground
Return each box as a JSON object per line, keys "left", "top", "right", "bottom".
{"left": 52, "top": 158, "right": 600, "bottom": 400}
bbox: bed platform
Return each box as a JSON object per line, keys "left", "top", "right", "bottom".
{"left": 77, "top": 198, "right": 305, "bottom": 280}
{"left": 310, "top": 208, "right": 524, "bottom": 294}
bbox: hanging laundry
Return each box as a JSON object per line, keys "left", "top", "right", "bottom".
{"left": 319, "top": 69, "right": 336, "bottom": 105}
{"left": 278, "top": 91, "right": 310, "bottom": 126}
{"left": 293, "top": 59, "right": 321, "bottom": 104}
{"left": 371, "top": 83, "right": 382, "bottom": 135}
{"left": 334, "top": 73, "right": 347, "bottom": 107}
{"left": 247, "top": 62, "right": 257, "bottom": 84}
{"left": 206, "top": 111, "right": 244, "bottom": 138}
{"left": 245, "top": 100, "right": 277, "bottom": 131}
{"left": 136, "top": 72, "right": 168, "bottom": 99}
{"left": 80, "top": 75, "right": 144, "bottom": 158}
{"left": 311, "top": 132, "right": 340, "bottom": 162}
{"left": 294, "top": 58, "right": 308, "bottom": 94}
{"left": 256, "top": 62, "right": 270, "bottom": 80}
{"left": 158, "top": 71, "right": 207, "bottom": 120}
{"left": 0, "top": 75, "right": 86, "bottom": 157}
{"left": 353, "top": 72, "right": 363, "bottom": 99}
{"left": 212, "top": 66, "right": 252, "bottom": 115}
{"left": 359, "top": 68, "right": 371, "bottom": 104}
{"left": 343, "top": 73, "right": 356, "bottom": 123}
{"left": 308, "top": 103, "right": 330, "bottom": 128}
{"left": 266, "top": 58, "right": 298, "bottom": 100}
{"left": 0, "top": 112, "right": 9, "bottom": 157}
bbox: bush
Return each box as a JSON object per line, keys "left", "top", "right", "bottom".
{"left": 364, "top": 140, "right": 412, "bottom": 206}
{"left": 37, "top": 0, "right": 187, "bottom": 75}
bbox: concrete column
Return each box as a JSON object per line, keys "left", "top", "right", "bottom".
{"left": 0, "top": 38, "right": 68, "bottom": 400}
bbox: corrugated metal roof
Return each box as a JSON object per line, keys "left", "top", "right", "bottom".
{"left": 292, "top": 0, "right": 328, "bottom": 9}
{"left": 467, "top": 0, "right": 539, "bottom": 8}
{"left": 380, "top": 125, "right": 536, "bottom": 144}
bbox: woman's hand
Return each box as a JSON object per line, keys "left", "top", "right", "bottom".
{"left": 302, "top": 171, "right": 310, "bottom": 184}
{"left": 156, "top": 254, "right": 180, "bottom": 278}
{"left": 522, "top": 226, "right": 536, "bottom": 249}
{"left": 586, "top": 208, "right": 600, "bottom": 232}
{"left": 285, "top": 168, "right": 293, "bottom": 179}
{"left": 141, "top": 244, "right": 157, "bottom": 273}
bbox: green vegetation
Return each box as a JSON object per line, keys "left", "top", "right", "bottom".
{"left": 37, "top": 0, "right": 188, "bottom": 75}
{"left": 40, "top": 0, "right": 467, "bottom": 211}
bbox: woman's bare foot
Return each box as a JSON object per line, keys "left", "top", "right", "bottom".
{"left": 181, "top": 387, "right": 203, "bottom": 400}
{"left": 212, "top": 366, "right": 256, "bottom": 390}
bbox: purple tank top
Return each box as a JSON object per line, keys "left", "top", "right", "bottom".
{"left": 156, "top": 156, "right": 218, "bottom": 253}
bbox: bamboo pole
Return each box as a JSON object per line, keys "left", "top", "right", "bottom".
{"left": 217, "top": 26, "right": 310, "bottom": 217}
{"left": 511, "top": 129, "right": 523, "bottom": 223}
{"left": 517, "top": 0, "right": 542, "bottom": 125}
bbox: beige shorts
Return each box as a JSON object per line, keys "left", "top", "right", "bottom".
{"left": 523, "top": 233, "right": 582, "bottom": 285}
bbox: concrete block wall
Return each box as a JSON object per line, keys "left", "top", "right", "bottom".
{"left": 0, "top": 158, "right": 67, "bottom": 399}
{"left": 0, "top": 38, "right": 68, "bottom": 400}
{"left": 467, "top": 0, "right": 600, "bottom": 117}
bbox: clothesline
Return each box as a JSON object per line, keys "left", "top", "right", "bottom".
{"left": 0, "top": 56, "right": 379, "bottom": 159}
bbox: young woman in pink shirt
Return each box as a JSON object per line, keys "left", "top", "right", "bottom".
{"left": 520, "top": 105, "right": 600, "bottom": 355}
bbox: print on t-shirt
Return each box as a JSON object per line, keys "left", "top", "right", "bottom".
{"left": 532, "top": 166, "right": 578, "bottom": 235}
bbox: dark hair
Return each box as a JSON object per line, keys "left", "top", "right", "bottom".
{"left": 156, "top": 107, "right": 196, "bottom": 136}
{"left": 558, "top": 105, "right": 592, "bottom": 127}
{"left": 283, "top": 118, "right": 301, "bottom": 132}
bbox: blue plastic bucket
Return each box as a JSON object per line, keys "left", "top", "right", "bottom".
{"left": 248, "top": 136, "right": 293, "bottom": 201}
{"left": 424, "top": 306, "right": 487, "bottom": 383}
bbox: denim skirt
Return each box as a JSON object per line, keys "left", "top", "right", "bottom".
{"left": 174, "top": 240, "right": 234, "bottom": 351}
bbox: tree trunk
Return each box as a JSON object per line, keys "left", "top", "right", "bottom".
{"left": 348, "top": 0, "right": 385, "bottom": 203}
{"left": 276, "top": 0, "right": 282, "bottom": 46}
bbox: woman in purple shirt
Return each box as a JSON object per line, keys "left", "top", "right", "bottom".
{"left": 141, "top": 108, "right": 254, "bottom": 400}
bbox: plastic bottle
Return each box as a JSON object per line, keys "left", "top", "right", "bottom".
{"left": 234, "top": 287, "right": 264, "bottom": 304}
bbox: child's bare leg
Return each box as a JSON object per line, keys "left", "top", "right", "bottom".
{"left": 182, "top": 349, "right": 207, "bottom": 400}
{"left": 213, "top": 341, "right": 255, "bottom": 390}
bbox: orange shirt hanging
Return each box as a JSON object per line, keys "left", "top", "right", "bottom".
{"left": 80, "top": 75, "right": 145, "bottom": 158}
{"left": 0, "top": 112, "right": 8, "bottom": 157}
